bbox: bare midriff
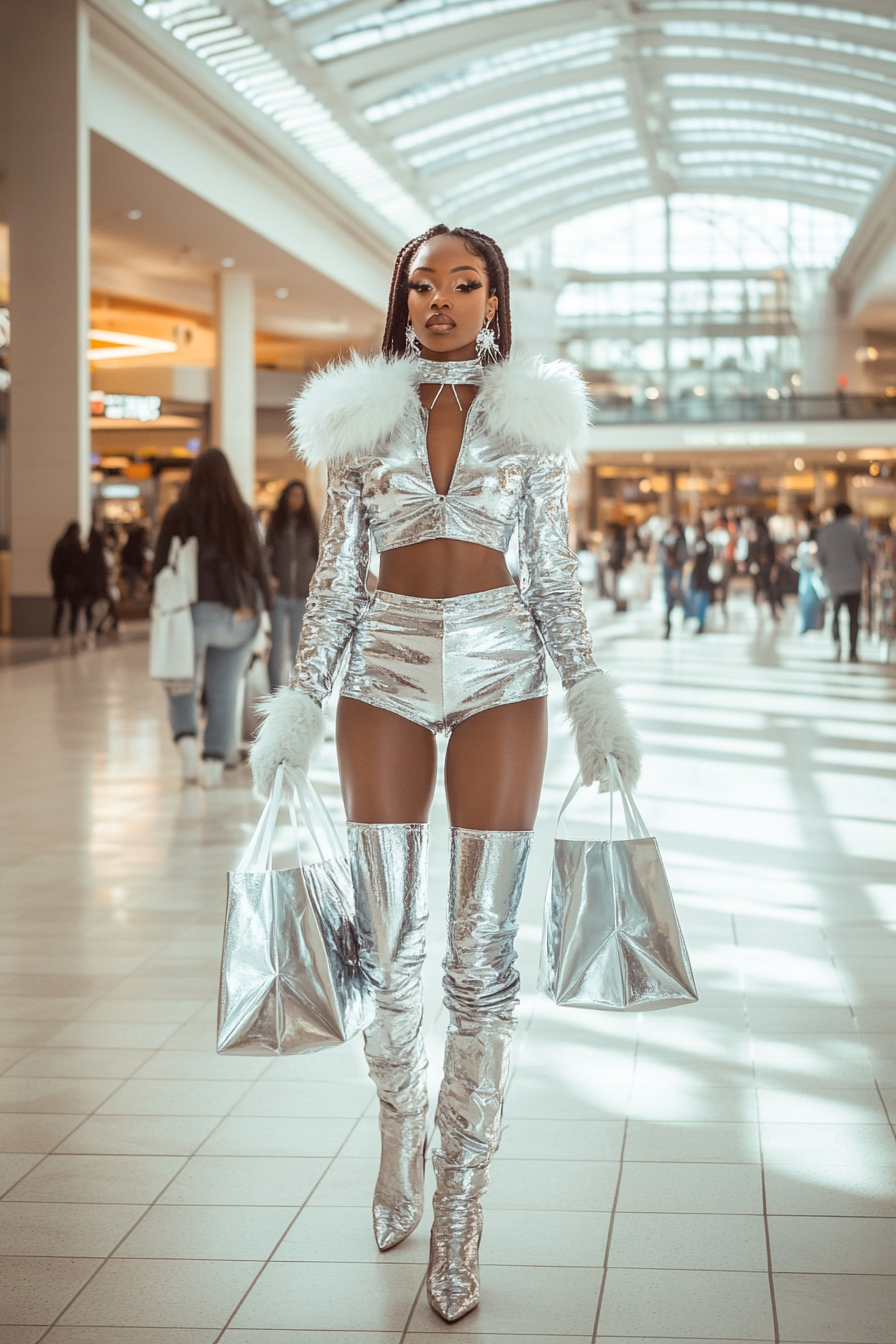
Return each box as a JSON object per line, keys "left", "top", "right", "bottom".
{"left": 378, "top": 539, "right": 512, "bottom": 599}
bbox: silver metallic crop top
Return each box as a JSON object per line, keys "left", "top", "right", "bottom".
{"left": 287, "top": 351, "right": 599, "bottom": 705}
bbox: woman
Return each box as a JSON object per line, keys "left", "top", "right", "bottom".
{"left": 152, "top": 448, "right": 272, "bottom": 788}
{"left": 83, "top": 524, "right": 119, "bottom": 640}
{"left": 265, "top": 479, "right": 319, "bottom": 690}
{"left": 659, "top": 518, "right": 688, "bottom": 638}
{"left": 687, "top": 521, "right": 713, "bottom": 634}
{"left": 50, "top": 521, "right": 85, "bottom": 650}
{"left": 250, "top": 226, "right": 640, "bottom": 1322}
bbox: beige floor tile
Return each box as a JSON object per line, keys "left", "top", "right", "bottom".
{"left": 43, "top": 1022, "right": 180, "bottom": 1049}
{"left": 5, "top": 1048, "right": 153, "bottom": 1078}
{"left": 609, "top": 1211, "right": 768, "bottom": 1270}
{"left": 756, "top": 1087, "right": 889, "bottom": 1123}
{"left": 597, "top": 1267, "right": 775, "bottom": 1339}
{"left": 407, "top": 1264, "right": 601, "bottom": 1335}
{"left": 158, "top": 1154, "right": 328, "bottom": 1205}
{"left": 485, "top": 1159, "right": 620, "bottom": 1211}
{"left": 764, "top": 1165, "right": 896, "bottom": 1217}
{"left": 627, "top": 1086, "right": 758, "bottom": 1122}
{"left": 0, "top": 1327, "right": 46, "bottom": 1343}
{"left": 75, "top": 999, "right": 205, "bottom": 1024}
{"left": 624, "top": 1121, "right": 761, "bottom": 1163}
{"left": 0, "top": 1257, "right": 102, "bottom": 1326}
{"left": 131, "top": 1051, "right": 269, "bottom": 1081}
{"left": 761, "top": 1122, "right": 896, "bottom": 1166}
{"left": 223, "top": 1333, "right": 401, "bottom": 1344}
{"left": 769, "top": 1215, "right": 896, "bottom": 1274}
{"left": 616, "top": 1160, "right": 764, "bottom": 1214}
{"left": 230, "top": 1079, "right": 374, "bottom": 1118}
{"left": 196, "top": 1115, "right": 356, "bottom": 1157}
{"left": 0, "top": 1201, "right": 144, "bottom": 1256}
{"left": 774, "top": 1272, "right": 896, "bottom": 1342}
{"left": 479, "top": 1209, "right": 610, "bottom": 1266}
{"left": 55, "top": 1114, "right": 221, "bottom": 1156}
{"left": 274, "top": 1203, "right": 431, "bottom": 1265}
{"left": 496, "top": 1118, "right": 625, "bottom": 1162}
{"left": 0, "top": 1113, "right": 86, "bottom": 1153}
{"left": 0, "top": 1076, "right": 123, "bottom": 1113}
{"left": 0, "top": 1048, "right": 32, "bottom": 1073}
{"left": 4, "top": 1154, "right": 185, "bottom": 1204}
{"left": 94, "top": 1078, "right": 251, "bottom": 1116}
{"left": 57, "top": 1257, "right": 262, "bottom": 1328}
{"left": 114, "top": 1204, "right": 296, "bottom": 1260}
{"left": 43, "top": 1330, "right": 217, "bottom": 1343}
{"left": 229, "top": 1260, "right": 423, "bottom": 1330}
{"left": 0, "top": 1154, "right": 44, "bottom": 1197}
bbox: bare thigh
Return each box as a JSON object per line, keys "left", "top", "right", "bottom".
{"left": 445, "top": 697, "right": 548, "bottom": 830}
{"left": 336, "top": 696, "right": 437, "bottom": 824}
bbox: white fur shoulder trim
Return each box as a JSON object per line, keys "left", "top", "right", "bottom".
{"left": 481, "top": 354, "right": 590, "bottom": 461}
{"left": 289, "top": 353, "right": 418, "bottom": 467}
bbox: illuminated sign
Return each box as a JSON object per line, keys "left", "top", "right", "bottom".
{"left": 101, "top": 483, "right": 142, "bottom": 499}
{"left": 90, "top": 392, "right": 161, "bottom": 422}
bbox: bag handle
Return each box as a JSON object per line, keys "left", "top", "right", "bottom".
{"left": 557, "top": 754, "right": 649, "bottom": 842}
{"left": 236, "top": 764, "right": 346, "bottom": 873}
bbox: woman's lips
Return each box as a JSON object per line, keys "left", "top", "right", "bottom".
{"left": 425, "top": 317, "right": 455, "bottom": 332}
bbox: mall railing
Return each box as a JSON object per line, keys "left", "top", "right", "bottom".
{"left": 589, "top": 393, "right": 896, "bottom": 424}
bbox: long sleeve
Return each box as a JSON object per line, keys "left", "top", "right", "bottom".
{"left": 289, "top": 461, "right": 370, "bottom": 706}
{"left": 518, "top": 453, "right": 598, "bottom": 690}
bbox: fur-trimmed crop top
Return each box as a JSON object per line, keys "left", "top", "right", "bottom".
{"left": 286, "top": 352, "right": 598, "bottom": 704}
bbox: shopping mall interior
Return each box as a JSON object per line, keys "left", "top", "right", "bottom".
{"left": 1, "top": 1, "right": 895, "bottom": 1340}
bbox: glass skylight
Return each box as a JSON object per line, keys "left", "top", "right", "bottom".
{"left": 435, "top": 130, "right": 640, "bottom": 211}
{"left": 406, "top": 97, "right": 629, "bottom": 171}
{"left": 392, "top": 80, "right": 626, "bottom": 151}
{"left": 130, "top": 0, "right": 430, "bottom": 235}
{"left": 312, "top": 0, "right": 561, "bottom": 62}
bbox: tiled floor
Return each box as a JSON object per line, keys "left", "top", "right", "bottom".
{"left": 1, "top": 595, "right": 895, "bottom": 1343}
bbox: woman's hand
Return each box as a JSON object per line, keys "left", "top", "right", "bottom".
{"left": 565, "top": 671, "right": 642, "bottom": 790}
{"left": 249, "top": 687, "right": 325, "bottom": 800}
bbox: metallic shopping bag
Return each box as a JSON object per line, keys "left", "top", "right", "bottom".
{"left": 217, "top": 766, "right": 373, "bottom": 1055}
{"left": 539, "top": 758, "right": 698, "bottom": 1012}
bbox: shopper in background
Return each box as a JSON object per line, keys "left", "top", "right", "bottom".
{"left": 265, "top": 479, "right": 318, "bottom": 690}
{"left": 687, "top": 521, "right": 713, "bottom": 634}
{"left": 83, "top": 524, "right": 119, "bottom": 640}
{"left": 818, "top": 501, "right": 872, "bottom": 663}
{"left": 748, "top": 516, "right": 782, "bottom": 620}
{"left": 606, "top": 522, "right": 628, "bottom": 613}
{"left": 120, "top": 523, "right": 150, "bottom": 599}
{"left": 795, "top": 508, "right": 825, "bottom": 635}
{"left": 659, "top": 518, "right": 687, "bottom": 638}
{"left": 50, "top": 522, "right": 86, "bottom": 652}
{"left": 152, "top": 448, "right": 272, "bottom": 786}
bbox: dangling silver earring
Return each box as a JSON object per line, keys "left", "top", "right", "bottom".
{"left": 406, "top": 323, "right": 421, "bottom": 356}
{"left": 476, "top": 321, "right": 499, "bottom": 363}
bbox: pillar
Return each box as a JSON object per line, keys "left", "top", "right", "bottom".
{"left": 213, "top": 270, "right": 255, "bottom": 502}
{"left": 3, "top": 0, "right": 90, "bottom": 634}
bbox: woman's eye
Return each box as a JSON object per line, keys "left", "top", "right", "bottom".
{"left": 456, "top": 281, "right": 483, "bottom": 292}
{"left": 408, "top": 281, "right": 431, "bottom": 293}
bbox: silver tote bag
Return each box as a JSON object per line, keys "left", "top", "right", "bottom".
{"left": 539, "top": 756, "right": 698, "bottom": 1012}
{"left": 217, "top": 765, "right": 373, "bottom": 1055}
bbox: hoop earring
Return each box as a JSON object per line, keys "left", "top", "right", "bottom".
{"left": 405, "top": 323, "right": 421, "bottom": 356}
{"left": 475, "top": 321, "right": 499, "bottom": 363}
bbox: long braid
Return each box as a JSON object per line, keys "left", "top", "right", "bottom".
{"left": 382, "top": 224, "right": 512, "bottom": 360}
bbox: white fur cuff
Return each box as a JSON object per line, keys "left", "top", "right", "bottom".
{"left": 249, "top": 687, "right": 325, "bottom": 801}
{"left": 565, "top": 671, "right": 642, "bottom": 790}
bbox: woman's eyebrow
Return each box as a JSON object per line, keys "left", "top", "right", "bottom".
{"left": 409, "top": 265, "right": 481, "bottom": 274}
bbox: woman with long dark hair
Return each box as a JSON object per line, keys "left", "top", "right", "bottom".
{"left": 265, "top": 479, "right": 318, "bottom": 690}
{"left": 152, "top": 448, "right": 272, "bottom": 787}
{"left": 249, "top": 227, "right": 640, "bottom": 1321}
{"left": 50, "top": 521, "right": 85, "bottom": 650}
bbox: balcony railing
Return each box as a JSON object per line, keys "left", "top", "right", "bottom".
{"left": 589, "top": 394, "right": 896, "bottom": 425}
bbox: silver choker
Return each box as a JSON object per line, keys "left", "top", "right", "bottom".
{"left": 416, "top": 358, "right": 483, "bottom": 386}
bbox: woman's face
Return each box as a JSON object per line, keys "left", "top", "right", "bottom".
{"left": 406, "top": 234, "right": 499, "bottom": 361}
{"left": 286, "top": 484, "right": 306, "bottom": 513}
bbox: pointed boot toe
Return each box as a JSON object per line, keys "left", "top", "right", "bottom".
{"left": 371, "top": 1113, "right": 426, "bottom": 1252}
{"left": 426, "top": 1198, "right": 483, "bottom": 1322}
{"left": 373, "top": 1193, "right": 423, "bottom": 1251}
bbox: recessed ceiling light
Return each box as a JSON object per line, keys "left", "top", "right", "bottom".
{"left": 220, "top": 257, "right": 236, "bottom": 268}
{"left": 275, "top": 287, "right": 289, "bottom": 299}
{"left": 126, "top": 210, "right": 142, "bottom": 220}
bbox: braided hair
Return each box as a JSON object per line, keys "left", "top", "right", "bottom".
{"left": 382, "top": 224, "right": 512, "bottom": 360}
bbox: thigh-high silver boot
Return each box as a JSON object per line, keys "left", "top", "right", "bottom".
{"left": 427, "top": 827, "right": 533, "bottom": 1322}
{"left": 348, "top": 822, "right": 429, "bottom": 1251}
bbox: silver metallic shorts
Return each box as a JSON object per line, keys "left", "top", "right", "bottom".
{"left": 341, "top": 585, "right": 547, "bottom": 735}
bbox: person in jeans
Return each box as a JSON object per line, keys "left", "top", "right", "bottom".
{"left": 687, "top": 521, "right": 713, "bottom": 634}
{"left": 152, "top": 449, "right": 272, "bottom": 786}
{"left": 265, "top": 479, "right": 318, "bottom": 690}
{"left": 659, "top": 518, "right": 687, "bottom": 638}
{"left": 818, "top": 501, "right": 872, "bottom": 663}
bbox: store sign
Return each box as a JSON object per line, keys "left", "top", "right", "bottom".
{"left": 90, "top": 392, "right": 161, "bottom": 422}
{"left": 101, "top": 483, "right": 142, "bottom": 499}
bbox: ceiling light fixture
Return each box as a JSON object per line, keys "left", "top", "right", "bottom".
{"left": 793, "top": 457, "right": 805, "bottom": 471}
{"left": 837, "top": 451, "right": 847, "bottom": 462}
{"left": 126, "top": 210, "right": 142, "bottom": 221}
{"left": 275, "top": 288, "right": 289, "bottom": 299}
{"left": 88, "top": 330, "right": 178, "bottom": 362}
{"left": 220, "top": 257, "right": 236, "bottom": 268}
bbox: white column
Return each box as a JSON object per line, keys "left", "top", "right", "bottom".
{"left": 3, "top": 0, "right": 90, "bottom": 634}
{"left": 213, "top": 270, "right": 255, "bottom": 502}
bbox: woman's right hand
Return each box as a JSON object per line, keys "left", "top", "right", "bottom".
{"left": 249, "top": 687, "right": 325, "bottom": 800}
